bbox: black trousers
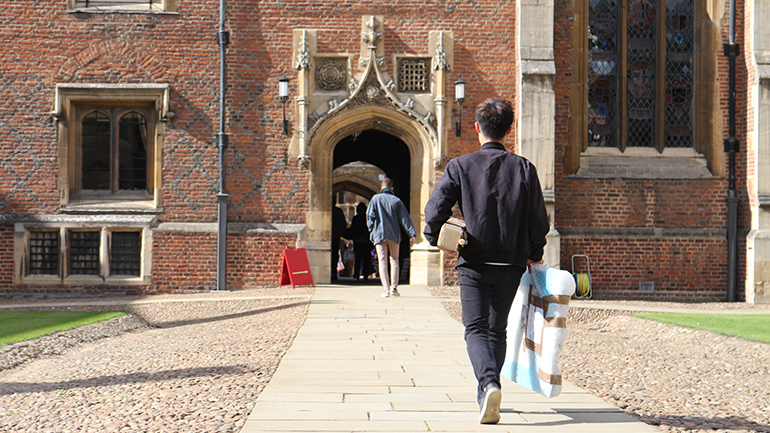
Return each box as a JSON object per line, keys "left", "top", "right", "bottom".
{"left": 353, "top": 241, "right": 374, "bottom": 279}
{"left": 457, "top": 264, "right": 526, "bottom": 401}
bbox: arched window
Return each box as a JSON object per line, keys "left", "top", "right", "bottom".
{"left": 81, "top": 111, "right": 111, "bottom": 190}
{"left": 118, "top": 111, "right": 148, "bottom": 191}
{"left": 78, "top": 108, "right": 151, "bottom": 196}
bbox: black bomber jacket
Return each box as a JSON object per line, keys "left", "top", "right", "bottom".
{"left": 423, "top": 142, "right": 550, "bottom": 268}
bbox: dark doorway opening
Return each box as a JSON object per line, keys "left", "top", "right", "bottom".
{"left": 332, "top": 130, "right": 412, "bottom": 285}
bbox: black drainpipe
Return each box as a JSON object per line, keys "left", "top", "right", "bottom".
{"left": 215, "top": 0, "right": 230, "bottom": 291}
{"left": 725, "top": 0, "right": 739, "bottom": 302}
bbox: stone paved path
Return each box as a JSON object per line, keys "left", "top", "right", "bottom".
{"left": 241, "top": 284, "right": 660, "bottom": 433}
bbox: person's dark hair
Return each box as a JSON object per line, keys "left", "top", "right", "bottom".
{"left": 475, "top": 98, "right": 513, "bottom": 141}
{"left": 356, "top": 202, "right": 367, "bottom": 214}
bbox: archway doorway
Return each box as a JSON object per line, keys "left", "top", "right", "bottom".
{"left": 331, "top": 130, "right": 412, "bottom": 284}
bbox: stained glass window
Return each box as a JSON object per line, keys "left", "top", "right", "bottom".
{"left": 665, "top": 0, "right": 694, "bottom": 148}
{"left": 588, "top": 0, "right": 618, "bottom": 148}
{"left": 587, "top": 0, "right": 694, "bottom": 150}
{"left": 626, "top": 0, "right": 656, "bottom": 148}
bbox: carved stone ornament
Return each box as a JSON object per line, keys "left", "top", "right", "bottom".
{"left": 298, "top": 154, "right": 312, "bottom": 168}
{"left": 305, "top": 17, "right": 438, "bottom": 151}
{"left": 316, "top": 59, "right": 346, "bottom": 91}
{"left": 362, "top": 16, "right": 382, "bottom": 48}
{"left": 434, "top": 31, "right": 449, "bottom": 71}
{"left": 348, "top": 77, "right": 359, "bottom": 92}
{"left": 434, "top": 155, "right": 449, "bottom": 170}
{"left": 295, "top": 30, "right": 311, "bottom": 70}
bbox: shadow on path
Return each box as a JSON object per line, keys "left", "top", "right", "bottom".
{"left": 640, "top": 413, "right": 770, "bottom": 433}
{"left": 137, "top": 301, "right": 310, "bottom": 329}
{"left": 0, "top": 365, "right": 256, "bottom": 396}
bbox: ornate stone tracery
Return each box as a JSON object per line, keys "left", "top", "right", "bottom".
{"left": 315, "top": 59, "right": 346, "bottom": 91}
{"left": 292, "top": 17, "right": 454, "bottom": 169}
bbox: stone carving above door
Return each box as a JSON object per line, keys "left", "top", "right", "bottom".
{"left": 291, "top": 17, "right": 454, "bottom": 168}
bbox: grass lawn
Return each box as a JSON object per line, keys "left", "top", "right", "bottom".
{"left": 0, "top": 311, "right": 127, "bottom": 346}
{"left": 632, "top": 312, "right": 770, "bottom": 345}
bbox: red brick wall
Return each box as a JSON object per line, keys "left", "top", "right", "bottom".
{"left": 1, "top": 1, "right": 523, "bottom": 295}
{"left": 227, "top": 233, "right": 296, "bottom": 289}
{"left": 0, "top": 225, "right": 14, "bottom": 289}
{"left": 152, "top": 232, "right": 217, "bottom": 293}
{"left": 562, "top": 237, "right": 727, "bottom": 301}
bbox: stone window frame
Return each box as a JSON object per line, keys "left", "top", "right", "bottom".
{"left": 567, "top": 0, "right": 720, "bottom": 178}
{"left": 14, "top": 222, "right": 153, "bottom": 286}
{"left": 66, "top": 0, "right": 178, "bottom": 13}
{"left": 52, "top": 84, "right": 170, "bottom": 211}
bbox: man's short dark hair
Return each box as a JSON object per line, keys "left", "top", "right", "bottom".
{"left": 475, "top": 98, "right": 513, "bottom": 141}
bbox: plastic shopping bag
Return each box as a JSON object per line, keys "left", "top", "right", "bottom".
{"left": 500, "top": 263, "right": 575, "bottom": 398}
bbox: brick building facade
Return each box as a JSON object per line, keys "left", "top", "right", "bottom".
{"left": 1, "top": 0, "right": 766, "bottom": 303}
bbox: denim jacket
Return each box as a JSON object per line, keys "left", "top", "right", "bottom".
{"left": 366, "top": 189, "right": 416, "bottom": 245}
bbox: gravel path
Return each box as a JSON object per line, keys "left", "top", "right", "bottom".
{"left": 430, "top": 286, "right": 770, "bottom": 433}
{"left": 1, "top": 286, "right": 769, "bottom": 433}
{"left": 0, "top": 288, "right": 313, "bottom": 433}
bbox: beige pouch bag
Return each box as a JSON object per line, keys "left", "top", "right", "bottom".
{"left": 437, "top": 217, "right": 468, "bottom": 251}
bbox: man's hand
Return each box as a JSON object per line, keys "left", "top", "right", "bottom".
{"left": 527, "top": 259, "right": 544, "bottom": 273}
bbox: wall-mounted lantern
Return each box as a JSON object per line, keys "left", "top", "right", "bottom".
{"left": 279, "top": 72, "right": 289, "bottom": 135}
{"left": 454, "top": 74, "right": 466, "bottom": 137}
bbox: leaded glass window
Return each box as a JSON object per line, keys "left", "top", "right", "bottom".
{"left": 587, "top": 0, "right": 694, "bottom": 151}
{"left": 79, "top": 108, "right": 150, "bottom": 195}
{"left": 69, "top": 231, "right": 101, "bottom": 276}
{"left": 28, "top": 231, "right": 59, "bottom": 276}
{"left": 110, "top": 232, "right": 142, "bottom": 277}
{"left": 82, "top": 111, "right": 111, "bottom": 190}
{"left": 588, "top": 0, "right": 618, "bottom": 147}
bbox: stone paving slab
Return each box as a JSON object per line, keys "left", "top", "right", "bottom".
{"left": 240, "top": 285, "right": 660, "bottom": 433}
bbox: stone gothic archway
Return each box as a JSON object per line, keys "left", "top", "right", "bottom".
{"left": 290, "top": 16, "right": 451, "bottom": 285}
{"left": 304, "top": 104, "right": 442, "bottom": 285}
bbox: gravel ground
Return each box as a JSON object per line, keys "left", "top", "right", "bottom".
{"left": 1, "top": 286, "right": 769, "bottom": 433}
{"left": 429, "top": 285, "right": 770, "bottom": 433}
{"left": 0, "top": 288, "right": 313, "bottom": 433}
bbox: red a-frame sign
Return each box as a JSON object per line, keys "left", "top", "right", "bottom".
{"left": 279, "top": 248, "right": 315, "bottom": 288}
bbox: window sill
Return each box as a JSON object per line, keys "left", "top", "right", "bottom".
{"left": 62, "top": 199, "right": 161, "bottom": 214}
{"left": 575, "top": 147, "right": 713, "bottom": 179}
{"left": 20, "top": 275, "right": 150, "bottom": 286}
{"left": 19, "top": 275, "right": 63, "bottom": 285}
{"left": 67, "top": 8, "right": 177, "bottom": 14}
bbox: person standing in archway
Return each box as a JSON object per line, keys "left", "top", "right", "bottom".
{"left": 366, "top": 178, "right": 416, "bottom": 297}
{"left": 423, "top": 98, "right": 549, "bottom": 424}
{"left": 345, "top": 202, "right": 375, "bottom": 281}
{"left": 331, "top": 195, "right": 348, "bottom": 283}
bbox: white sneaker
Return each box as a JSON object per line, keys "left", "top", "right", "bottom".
{"left": 479, "top": 384, "right": 501, "bottom": 424}
{"left": 380, "top": 290, "right": 390, "bottom": 298}
{"left": 389, "top": 288, "right": 400, "bottom": 297}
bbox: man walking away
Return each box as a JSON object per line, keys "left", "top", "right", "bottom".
{"left": 423, "top": 98, "right": 550, "bottom": 424}
{"left": 366, "top": 178, "right": 416, "bottom": 297}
